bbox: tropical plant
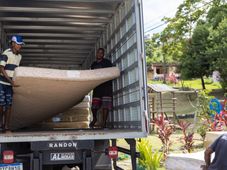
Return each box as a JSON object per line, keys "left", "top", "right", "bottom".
{"left": 197, "top": 121, "right": 209, "bottom": 141}
{"left": 145, "top": 0, "right": 227, "bottom": 89}
{"left": 137, "top": 139, "right": 163, "bottom": 170}
{"left": 180, "top": 21, "right": 211, "bottom": 90}
{"left": 207, "top": 4, "right": 227, "bottom": 90}
{"left": 196, "top": 90, "right": 227, "bottom": 141}
{"left": 178, "top": 120, "right": 194, "bottom": 153}
{"left": 210, "top": 114, "right": 225, "bottom": 131}
{"left": 152, "top": 113, "right": 175, "bottom": 158}
{"left": 196, "top": 90, "right": 214, "bottom": 121}
{"left": 180, "top": 2, "right": 227, "bottom": 90}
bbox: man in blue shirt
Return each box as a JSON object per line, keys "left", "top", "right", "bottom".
{"left": 0, "top": 35, "right": 24, "bottom": 132}
{"left": 202, "top": 133, "right": 227, "bottom": 170}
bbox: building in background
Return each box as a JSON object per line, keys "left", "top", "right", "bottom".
{"left": 147, "top": 63, "right": 179, "bottom": 82}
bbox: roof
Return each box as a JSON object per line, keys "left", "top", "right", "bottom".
{"left": 147, "top": 84, "right": 178, "bottom": 93}
{"left": 0, "top": 0, "right": 122, "bottom": 69}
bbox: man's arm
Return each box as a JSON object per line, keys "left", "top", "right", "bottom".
{"left": 204, "top": 147, "right": 213, "bottom": 169}
{"left": 0, "top": 66, "right": 18, "bottom": 87}
{"left": 0, "top": 54, "right": 15, "bottom": 86}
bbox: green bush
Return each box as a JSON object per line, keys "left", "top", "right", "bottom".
{"left": 197, "top": 123, "right": 208, "bottom": 141}
{"left": 137, "top": 139, "right": 163, "bottom": 170}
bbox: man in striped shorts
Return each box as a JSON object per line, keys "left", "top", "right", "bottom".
{"left": 89, "top": 48, "right": 113, "bottom": 129}
{"left": 0, "top": 35, "right": 24, "bottom": 132}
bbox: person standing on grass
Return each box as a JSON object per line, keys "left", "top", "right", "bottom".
{"left": 0, "top": 35, "right": 24, "bottom": 132}
{"left": 89, "top": 48, "right": 113, "bottom": 129}
{"left": 202, "top": 133, "right": 227, "bottom": 170}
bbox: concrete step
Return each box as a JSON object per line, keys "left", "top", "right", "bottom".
{"left": 166, "top": 151, "right": 205, "bottom": 170}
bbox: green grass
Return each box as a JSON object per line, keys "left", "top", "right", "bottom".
{"left": 118, "top": 132, "right": 203, "bottom": 151}
{"left": 116, "top": 132, "right": 203, "bottom": 170}
{"left": 148, "top": 78, "right": 221, "bottom": 90}
{"left": 176, "top": 79, "right": 221, "bottom": 90}
{"left": 157, "top": 168, "right": 166, "bottom": 170}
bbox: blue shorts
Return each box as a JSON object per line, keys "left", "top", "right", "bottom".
{"left": 0, "top": 84, "right": 13, "bottom": 107}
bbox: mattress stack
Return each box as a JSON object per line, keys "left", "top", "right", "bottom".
{"left": 41, "top": 96, "right": 91, "bottom": 129}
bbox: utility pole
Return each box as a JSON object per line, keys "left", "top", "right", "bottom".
{"left": 162, "top": 42, "right": 167, "bottom": 84}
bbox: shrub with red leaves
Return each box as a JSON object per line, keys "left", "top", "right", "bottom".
{"left": 178, "top": 120, "right": 194, "bottom": 153}
{"left": 152, "top": 113, "right": 175, "bottom": 158}
{"left": 210, "top": 114, "right": 225, "bottom": 131}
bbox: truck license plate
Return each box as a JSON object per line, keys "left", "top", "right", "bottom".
{"left": 0, "top": 163, "right": 23, "bottom": 170}
{"left": 50, "top": 152, "right": 75, "bottom": 161}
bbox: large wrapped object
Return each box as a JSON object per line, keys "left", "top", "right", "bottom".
{"left": 10, "top": 67, "right": 120, "bottom": 129}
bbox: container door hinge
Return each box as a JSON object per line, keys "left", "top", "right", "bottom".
{"left": 137, "top": 0, "right": 142, "bottom": 5}
{"left": 143, "top": 110, "right": 149, "bottom": 132}
{"left": 140, "top": 52, "right": 144, "bottom": 61}
{"left": 144, "top": 110, "right": 148, "bottom": 120}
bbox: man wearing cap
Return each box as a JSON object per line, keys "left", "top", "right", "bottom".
{"left": 0, "top": 35, "right": 24, "bottom": 132}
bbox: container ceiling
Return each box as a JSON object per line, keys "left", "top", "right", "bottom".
{"left": 0, "top": 0, "right": 123, "bottom": 68}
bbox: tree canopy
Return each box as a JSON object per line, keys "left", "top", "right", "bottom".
{"left": 145, "top": 0, "right": 227, "bottom": 89}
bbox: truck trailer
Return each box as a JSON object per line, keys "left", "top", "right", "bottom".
{"left": 0, "top": 0, "right": 148, "bottom": 169}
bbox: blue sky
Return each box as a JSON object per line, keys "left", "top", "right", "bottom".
{"left": 142, "top": 0, "right": 183, "bottom": 35}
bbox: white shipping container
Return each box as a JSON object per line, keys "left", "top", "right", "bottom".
{"left": 0, "top": 0, "right": 148, "bottom": 142}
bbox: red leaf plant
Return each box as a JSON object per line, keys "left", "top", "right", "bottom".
{"left": 152, "top": 113, "right": 175, "bottom": 158}
{"left": 178, "top": 120, "right": 194, "bottom": 153}
{"left": 210, "top": 114, "right": 225, "bottom": 131}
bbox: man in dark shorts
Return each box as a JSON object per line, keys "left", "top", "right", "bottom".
{"left": 202, "top": 133, "right": 227, "bottom": 170}
{"left": 0, "top": 35, "right": 23, "bottom": 132}
{"left": 89, "top": 48, "right": 113, "bottom": 128}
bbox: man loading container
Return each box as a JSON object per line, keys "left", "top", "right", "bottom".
{"left": 89, "top": 48, "right": 113, "bottom": 129}
{"left": 0, "top": 35, "right": 24, "bottom": 132}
